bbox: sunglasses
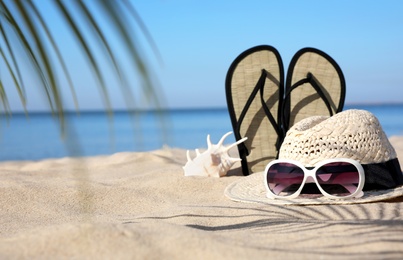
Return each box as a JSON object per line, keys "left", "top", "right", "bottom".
{"left": 264, "top": 158, "right": 365, "bottom": 199}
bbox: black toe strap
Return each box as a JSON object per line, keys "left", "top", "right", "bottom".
{"left": 235, "top": 69, "right": 283, "bottom": 156}
{"left": 282, "top": 72, "right": 335, "bottom": 134}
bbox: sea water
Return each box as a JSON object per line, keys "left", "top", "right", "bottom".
{"left": 0, "top": 104, "right": 402, "bottom": 161}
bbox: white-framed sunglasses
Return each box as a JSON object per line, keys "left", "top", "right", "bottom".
{"left": 264, "top": 158, "right": 365, "bottom": 199}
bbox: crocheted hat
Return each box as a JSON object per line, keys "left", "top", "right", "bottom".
{"left": 225, "top": 109, "right": 403, "bottom": 205}
{"left": 279, "top": 109, "right": 396, "bottom": 166}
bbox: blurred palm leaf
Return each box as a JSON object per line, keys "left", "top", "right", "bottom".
{"left": 1, "top": 0, "right": 165, "bottom": 218}
{"left": 0, "top": 0, "right": 162, "bottom": 132}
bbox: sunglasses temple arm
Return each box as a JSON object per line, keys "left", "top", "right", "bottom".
{"left": 342, "top": 184, "right": 364, "bottom": 198}
{"left": 271, "top": 184, "right": 288, "bottom": 195}
{"left": 354, "top": 190, "right": 364, "bottom": 198}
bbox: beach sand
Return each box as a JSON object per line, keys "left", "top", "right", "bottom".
{"left": 1, "top": 137, "right": 403, "bottom": 259}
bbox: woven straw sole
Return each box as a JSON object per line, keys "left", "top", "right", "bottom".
{"left": 225, "top": 171, "right": 403, "bottom": 206}
{"left": 285, "top": 48, "right": 345, "bottom": 129}
{"left": 226, "top": 46, "right": 283, "bottom": 174}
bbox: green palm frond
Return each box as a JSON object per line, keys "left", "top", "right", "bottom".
{"left": 0, "top": 0, "right": 162, "bottom": 130}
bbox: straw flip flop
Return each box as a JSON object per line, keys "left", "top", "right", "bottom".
{"left": 226, "top": 45, "right": 284, "bottom": 175}
{"left": 282, "top": 48, "right": 346, "bottom": 133}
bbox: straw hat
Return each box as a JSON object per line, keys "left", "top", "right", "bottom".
{"left": 225, "top": 109, "right": 403, "bottom": 205}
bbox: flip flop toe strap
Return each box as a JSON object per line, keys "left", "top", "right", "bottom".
{"left": 235, "top": 69, "right": 282, "bottom": 156}
{"left": 259, "top": 70, "right": 284, "bottom": 151}
{"left": 282, "top": 72, "right": 335, "bottom": 133}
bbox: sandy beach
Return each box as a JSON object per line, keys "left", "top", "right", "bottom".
{"left": 1, "top": 137, "right": 403, "bottom": 259}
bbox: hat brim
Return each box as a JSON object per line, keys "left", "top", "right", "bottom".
{"left": 225, "top": 172, "right": 403, "bottom": 205}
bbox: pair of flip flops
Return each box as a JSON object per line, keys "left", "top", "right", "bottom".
{"left": 226, "top": 45, "right": 346, "bottom": 175}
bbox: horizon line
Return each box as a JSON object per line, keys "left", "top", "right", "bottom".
{"left": 3, "top": 101, "right": 403, "bottom": 114}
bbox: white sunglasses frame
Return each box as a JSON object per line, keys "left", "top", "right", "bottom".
{"left": 264, "top": 158, "right": 365, "bottom": 200}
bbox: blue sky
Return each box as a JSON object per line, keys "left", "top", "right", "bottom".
{"left": 5, "top": 0, "right": 403, "bottom": 111}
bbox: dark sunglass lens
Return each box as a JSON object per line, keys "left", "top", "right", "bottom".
{"left": 267, "top": 163, "right": 304, "bottom": 196}
{"left": 316, "top": 162, "right": 360, "bottom": 197}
